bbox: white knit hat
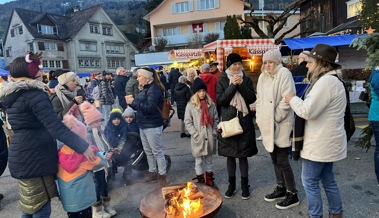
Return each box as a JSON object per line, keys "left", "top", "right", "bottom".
{"left": 262, "top": 49, "right": 282, "bottom": 65}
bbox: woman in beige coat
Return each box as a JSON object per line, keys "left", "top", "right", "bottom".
{"left": 256, "top": 49, "right": 299, "bottom": 210}
{"left": 184, "top": 78, "right": 219, "bottom": 189}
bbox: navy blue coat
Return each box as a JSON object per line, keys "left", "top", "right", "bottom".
{"left": 130, "top": 83, "right": 163, "bottom": 129}
{"left": 0, "top": 81, "right": 89, "bottom": 179}
{"left": 114, "top": 75, "right": 129, "bottom": 109}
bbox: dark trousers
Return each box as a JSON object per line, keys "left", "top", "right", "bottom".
{"left": 226, "top": 157, "right": 249, "bottom": 177}
{"left": 94, "top": 169, "right": 109, "bottom": 201}
{"left": 67, "top": 207, "right": 92, "bottom": 218}
{"left": 270, "top": 145, "right": 297, "bottom": 193}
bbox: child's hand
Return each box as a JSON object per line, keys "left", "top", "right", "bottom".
{"left": 112, "top": 148, "right": 121, "bottom": 155}
{"left": 105, "top": 151, "right": 113, "bottom": 161}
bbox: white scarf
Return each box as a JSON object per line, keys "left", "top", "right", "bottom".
{"left": 225, "top": 69, "right": 249, "bottom": 117}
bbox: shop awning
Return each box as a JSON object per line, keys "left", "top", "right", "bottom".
{"left": 283, "top": 34, "right": 360, "bottom": 50}
{"left": 135, "top": 51, "right": 191, "bottom": 66}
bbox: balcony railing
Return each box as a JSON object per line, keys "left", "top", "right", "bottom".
{"left": 159, "top": 31, "right": 224, "bottom": 46}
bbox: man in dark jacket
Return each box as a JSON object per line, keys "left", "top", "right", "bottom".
{"left": 114, "top": 67, "right": 129, "bottom": 110}
{"left": 0, "top": 119, "right": 8, "bottom": 201}
{"left": 291, "top": 51, "right": 310, "bottom": 77}
{"left": 168, "top": 68, "right": 182, "bottom": 104}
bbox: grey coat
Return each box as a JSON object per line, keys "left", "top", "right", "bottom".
{"left": 184, "top": 100, "right": 219, "bottom": 157}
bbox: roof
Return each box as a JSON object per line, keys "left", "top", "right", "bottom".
{"left": 283, "top": 34, "right": 361, "bottom": 50}
{"left": 326, "top": 19, "right": 362, "bottom": 35}
{"left": 13, "top": 5, "right": 101, "bottom": 40}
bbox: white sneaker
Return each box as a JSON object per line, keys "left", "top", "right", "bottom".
{"left": 256, "top": 135, "right": 262, "bottom": 141}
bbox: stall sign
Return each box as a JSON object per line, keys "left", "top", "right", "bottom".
{"left": 170, "top": 49, "right": 203, "bottom": 59}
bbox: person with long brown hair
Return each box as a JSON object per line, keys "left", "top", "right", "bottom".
{"left": 125, "top": 67, "right": 167, "bottom": 186}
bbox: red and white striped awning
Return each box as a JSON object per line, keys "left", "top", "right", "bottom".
{"left": 203, "top": 39, "right": 278, "bottom": 71}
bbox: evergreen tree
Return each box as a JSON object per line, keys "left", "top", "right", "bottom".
{"left": 145, "top": 0, "right": 164, "bottom": 13}
{"left": 224, "top": 15, "right": 241, "bottom": 39}
{"left": 358, "top": 0, "right": 379, "bottom": 31}
{"left": 240, "top": 25, "right": 252, "bottom": 39}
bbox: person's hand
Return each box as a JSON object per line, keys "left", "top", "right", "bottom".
{"left": 284, "top": 94, "right": 296, "bottom": 105}
{"left": 125, "top": 95, "right": 134, "bottom": 105}
{"left": 74, "top": 96, "right": 83, "bottom": 104}
{"left": 233, "top": 75, "right": 242, "bottom": 85}
{"left": 250, "top": 105, "right": 256, "bottom": 111}
{"left": 83, "top": 145, "right": 96, "bottom": 162}
{"left": 111, "top": 148, "right": 121, "bottom": 155}
{"left": 105, "top": 151, "right": 113, "bottom": 161}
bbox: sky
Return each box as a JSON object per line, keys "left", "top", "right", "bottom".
{"left": 0, "top": 0, "right": 14, "bottom": 5}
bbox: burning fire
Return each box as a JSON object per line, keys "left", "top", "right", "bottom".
{"left": 164, "top": 182, "right": 204, "bottom": 218}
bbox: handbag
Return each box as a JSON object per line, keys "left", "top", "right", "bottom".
{"left": 157, "top": 98, "right": 172, "bottom": 120}
{"left": 217, "top": 112, "right": 243, "bottom": 138}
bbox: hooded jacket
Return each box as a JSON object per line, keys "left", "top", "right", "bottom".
{"left": 174, "top": 83, "right": 192, "bottom": 120}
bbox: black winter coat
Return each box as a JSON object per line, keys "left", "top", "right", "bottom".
{"left": 104, "top": 119, "right": 127, "bottom": 149}
{"left": 0, "top": 80, "right": 89, "bottom": 179}
{"left": 114, "top": 75, "right": 129, "bottom": 109}
{"left": 0, "top": 119, "right": 8, "bottom": 176}
{"left": 168, "top": 69, "right": 182, "bottom": 90}
{"left": 216, "top": 72, "right": 258, "bottom": 158}
{"left": 130, "top": 83, "right": 163, "bottom": 129}
{"left": 174, "top": 83, "right": 192, "bottom": 120}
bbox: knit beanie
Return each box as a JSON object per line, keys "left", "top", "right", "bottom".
{"left": 110, "top": 108, "right": 123, "bottom": 121}
{"left": 192, "top": 78, "right": 207, "bottom": 94}
{"left": 226, "top": 53, "right": 242, "bottom": 68}
{"left": 63, "top": 114, "right": 87, "bottom": 140}
{"left": 80, "top": 101, "right": 103, "bottom": 125}
{"left": 122, "top": 107, "right": 135, "bottom": 118}
{"left": 58, "top": 72, "right": 77, "bottom": 85}
{"left": 262, "top": 49, "right": 282, "bottom": 65}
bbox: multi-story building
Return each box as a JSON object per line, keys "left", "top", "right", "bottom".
{"left": 3, "top": 5, "right": 138, "bottom": 73}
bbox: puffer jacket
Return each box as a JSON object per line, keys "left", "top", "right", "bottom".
{"left": 0, "top": 119, "right": 8, "bottom": 176}
{"left": 125, "top": 75, "right": 139, "bottom": 98}
{"left": 104, "top": 119, "right": 127, "bottom": 149}
{"left": 216, "top": 71, "right": 257, "bottom": 158}
{"left": 130, "top": 83, "right": 164, "bottom": 129}
{"left": 0, "top": 80, "right": 89, "bottom": 179}
{"left": 174, "top": 83, "right": 192, "bottom": 120}
{"left": 98, "top": 78, "right": 114, "bottom": 105}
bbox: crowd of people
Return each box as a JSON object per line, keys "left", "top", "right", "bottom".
{"left": 0, "top": 43, "right": 376, "bottom": 218}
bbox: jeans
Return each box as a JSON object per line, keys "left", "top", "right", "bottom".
{"left": 302, "top": 159, "right": 342, "bottom": 217}
{"left": 100, "top": 104, "right": 112, "bottom": 126}
{"left": 67, "top": 206, "right": 92, "bottom": 218}
{"left": 195, "top": 155, "right": 213, "bottom": 175}
{"left": 270, "top": 145, "right": 297, "bottom": 193}
{"left": 94, "top": 169, "right": 108, "bottom": 201}
{"left": 140, "top": 126, "right": 166, "bottom": 175}
{"left": 21, "top": 200, "right": 51, "bottom": 218}
{"left": 370, "top": 121, "right": 379, "bottom": 183}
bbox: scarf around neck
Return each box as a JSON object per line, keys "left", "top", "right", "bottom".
{"left": 225, "top": 69, "right": 249, "bottom": 117}
{"left": 200, "top": 99, "right": 213, "bottom": 127}
{"left": 55, "top": 84, "right": 77, "bottom": 110}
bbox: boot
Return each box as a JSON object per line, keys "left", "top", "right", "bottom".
{"left": 143, "top": 172, "right": 158, "bottom": 183}
{"left": 205, "top": 172, "right": 218, "bottom": 190}
{"left": 192, "top": 174, "right": 205, "bottom": 184}
{"left": 157, "top": 174, "right": 167, "bottom": 187}
{"left": 241, "top": 177, "right": 250, "bottom": 200}
{"left": 92, "top": 200, "right": 111, "bottom": 218}
{"left": 275, "top": 191, "right": 300, "bottom": 210}
{"left": 224, "top": 176, "right": 236, "bottom": 199}
{"left": 102, "top": 196, "right": 117, "bottom": 217}
{"left": 329, "top": 212, "right": 343, "bottom": 218}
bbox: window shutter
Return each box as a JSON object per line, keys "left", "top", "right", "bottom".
{"left": 57, "top": 43, "right": 64, "bottom": 51}
{"left": 215, "top": 22, "right": 220, "bottom": 31}
{"left": 62, "top": 60, "right": 69, "bottom": 69}
{"left": 171, "top": 3, "right": 176, "bottom": 14}
{"left": 203, "top": 24, "right": 208, "bottom": 32}
{"left": 188, "top": 1, "right": 194, "bottom": 11}
{"left": 37, "top": 24, "right": 41, "bottom": 33}
{"left": 196, "top": 0, "right": 201, "bottom": 10}
{"left": 38, "top": 42, "right": 45, "bottom": 50}
{"left": 53, "top": 26, "right": 57, "bottom": 34}
{"left": 215, "top": 0, "right": 219, "bottom": 8}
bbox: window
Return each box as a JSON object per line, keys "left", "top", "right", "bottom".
{"left": 10, "top": 29, "right": 14, "bottom": 37}
{"left": 346, "top": 0, "right": 362, "bottom": 18}
{"left": 44, "top": 42, "right": 57, "bottom": 50}
{"left": 163, "top": 27, "right": 181, "bottom": 36}
{"left": 106, "top": 44, "right": 125, "bottom": 54}
{"left": 102, "top": 26, "right": 112, "bottom": 35}
{"left": 42, "top": 60, "right": 62, "bottom": 68}
{"left": 171, "top": 1, "right": 193, "bottom": 13}
{"left": 107, "top": 58, "right": 125, "bottom": 69}
{"left": 5, "top": 47, "right": 11, "bottom": 57}
{"left": 276, "top": 19, "right": 289, "bottom": 28}
{"left": 90, "top": 24, "right": 100, "bottom": 34}
{"left": 28, "top": 43, "right": 34, "bottom": 52}
{"left": 196, "top": 0, "right": 219, "bottom": 10}
{"left": 78, "top": 58, "right": 101, "bottom": 68}
{"left": 215, "top": 21, "right": 225, "bottom": 31}
{"left": 19, "top": 26, "right": 23, "bottom": 34}
{"left": 38, "top": 25, "right": 56, "bottom": 35}
{"left": 79, "top": 42, "right": 97, "bottom": 51}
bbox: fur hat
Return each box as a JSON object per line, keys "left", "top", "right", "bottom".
{"left": 192, "top": 78, "right": 207, "bottom": 94}
{"left": 305, "top": 44, "right": 340, "bottom": 67}
{"left": 262, "top": 49, "right": 282, "bottom": 65}
{"left": 80, "top": 101, "right": 103, "bottom": 125}
{"left": 122, "top": 107, "right": 135, "bottom": 118}
{"left": 226, "top": 53, "right": 242, "bottom": 68}
{"left": 63, "top": 114, "right": 87, "bottom": 140}
{"left": 110, "top": 108, "right": 123, "bottom": 121}
{"left": 58, "top": 72, "right": 77, "bottom": 85}
{"left": 25, "top": 52, "right": 43, "bottom": 78}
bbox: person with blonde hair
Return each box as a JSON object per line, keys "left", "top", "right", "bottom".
{"left": 184, "top": 78, "right": 219, "bottom": 188}
{"left": 285, "top": 44, "right": 346, "bottom": 218}
{"left": 186, "top": 68, "right": 197, "bottom": 87}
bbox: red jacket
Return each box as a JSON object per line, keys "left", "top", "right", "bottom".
{"left": 199, "top": 72, "right": 218, "bottom": 105}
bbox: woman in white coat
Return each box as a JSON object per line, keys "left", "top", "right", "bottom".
{"left": 256, "top": 49, "right": 299, "bottom": 210}
{"left": 285, "top": 44, "right": 346, "bottom": 218}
